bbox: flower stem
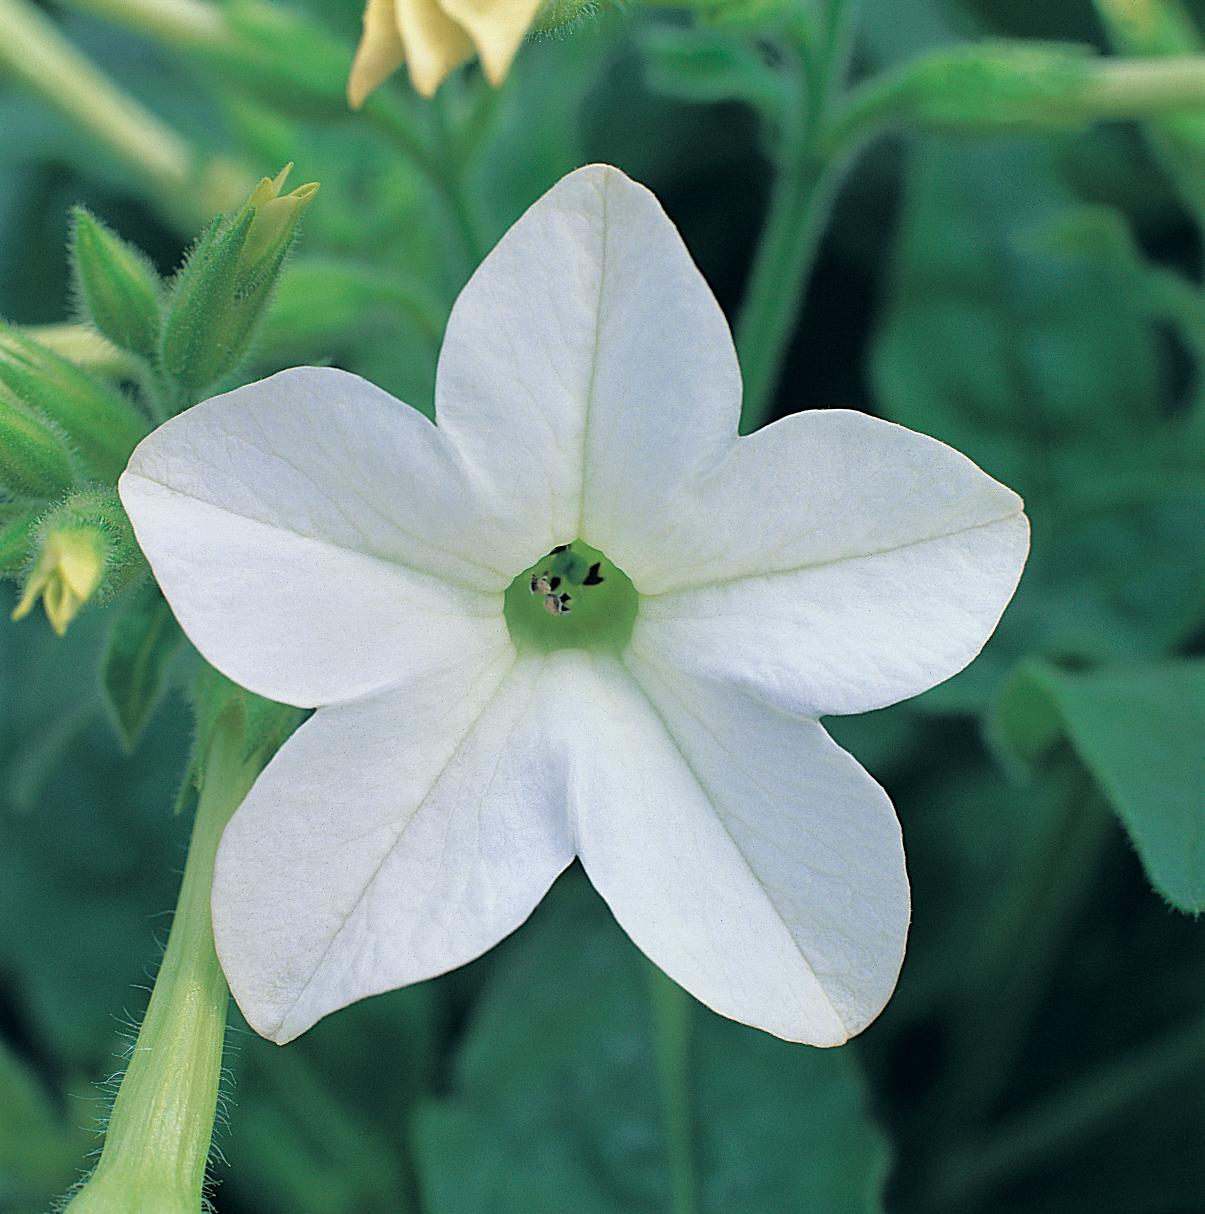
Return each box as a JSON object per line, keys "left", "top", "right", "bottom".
{"left": 642, "top": 958, "right": 698, "bottom": 1214}
{"left": 62, "top": 710, "right": 264, "bottom": 1213}
{"left": 734, "top": 2, "right": 864, "bottom": 434}
{"left": 734, "top": 148, "right": 847, "bottom": 434}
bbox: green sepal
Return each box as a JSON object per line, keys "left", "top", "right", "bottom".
{"left": 0, "top": 503, "right": 42, "bottom": 576}
{"left": 45, "top": 486, "right": 146, "bottom": 591}
{"left": 177, "top": 663, "right": 303, "bottom": 812}
{"left": 161, "top": 169, "right": 318, "bottom": 399}
{"left": 161, "top": 210, "right": 255, "bottom": 393}
{"left": 0, "top": 393, "right": 77, "bottom": 499}
{"left": 0, "top": 321, "right": 150, "bottom": 482}
{"left": 102, "top": 579, "right": 185, "bottom": 750}
{"left": 70, "top": 208, "right": 165, "bottom": 365}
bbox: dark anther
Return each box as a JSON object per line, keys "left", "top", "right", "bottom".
{"left": 549, "top": 576, "right": 561, "bottom": 590}
{"left": 583, "top": 562, "right": 604, "bottom": 586}
{"left": 551, "top": 544, "right": 568, "bottom": 553}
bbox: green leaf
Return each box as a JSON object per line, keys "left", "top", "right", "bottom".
{"left": 993, "top": 658, "right": 1205, "bottom": 912}
{"left": 413, "top": 867, "right": 890, "bottom": 1213}
{"left": 639, "top": 24, "right": 792, "bottom": 125}
{"left": 871, "top": 136, "right": 1205, "bottom": 696}
{"left": 101, "top": 580, "right": 184, "bottom": 749}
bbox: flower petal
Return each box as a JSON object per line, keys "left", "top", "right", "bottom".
{"left": 434, "top": 165, "right": 742, "bottom": 557}
{"left": 533, "top": 649, "right": 905, "bottom": 1045}
{"left": 437, "top": 0, "right": 542, "bottom": 85}
{"left": 347, "top": 0, "right": 407, "bottom": 108}
{"left": 632, "top": 409, "right": 1029, "bottom": 716}
{"left": 393, "top": 0, "right": 474, "bottom": 96}
{"left": 119, "top": 367, "right": 522, "bottom": 706}
{"left": 211, "top": 649, "right": 575, "bottom": 1043}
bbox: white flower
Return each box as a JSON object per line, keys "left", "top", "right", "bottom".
{"left": 119, "top": 165, "right": 1028, "bottom": 1048}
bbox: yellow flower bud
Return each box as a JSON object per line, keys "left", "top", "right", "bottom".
{"left": 348, "top": 0, "right": 552, "bottom": 102}
{"left": 12, "top": 529, "right": 106, "bottom": 636}
{"left": 11, "top": 488, "right": 146, "bottom": 635}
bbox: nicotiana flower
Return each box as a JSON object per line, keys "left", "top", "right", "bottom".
{"left": 119, "top": 165, "right": 1029, "bottom": 1048}
{"left": 347, "top": 0, "right": 541, "bottom": 103}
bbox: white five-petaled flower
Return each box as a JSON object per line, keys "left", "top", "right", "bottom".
{"left": 119, "top": 165, "right": 1028, "bottom": 1048}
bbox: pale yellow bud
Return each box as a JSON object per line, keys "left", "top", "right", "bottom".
{"left": 347, "top": 0, "right": 547, "bottom": 102}
{"left": 12, "top": 529, "right": 105, "bottom": 635}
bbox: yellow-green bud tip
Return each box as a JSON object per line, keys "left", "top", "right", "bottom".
{"left": 12, "top": 529, "right": 105, "bottom": 635}
{"left": 239, "top": 166, "right": 320, "bottom": 272}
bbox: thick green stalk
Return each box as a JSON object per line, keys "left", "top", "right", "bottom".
{"left": 63, "top": 713, "right": 263, "bottom": 1214}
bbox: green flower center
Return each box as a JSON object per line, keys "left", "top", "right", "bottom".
{"left": 504, "top": 541, "right": 638, "bottom": 653}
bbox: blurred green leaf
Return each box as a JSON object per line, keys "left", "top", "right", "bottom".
{"left": 101, "top": 580, "right": 184, "bottom": 749}
{"left": 994, "top": 657, "right": 1205, "bottom": 912}
{"left": 639, "top": 22, "right": 791, "bottom": 127}
{"left": 413, "top": 867, "right": 890, "bottom": 1213}
{"left": 0, "top": 1035, "right": 89, "bottom": 1203}
{"left": 874, "top": 136, "right": 1205, "bottom": 703}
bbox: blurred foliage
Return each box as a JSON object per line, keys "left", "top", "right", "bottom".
{"left": 1, "top": 0, "right": 1204, "bottom": 1210}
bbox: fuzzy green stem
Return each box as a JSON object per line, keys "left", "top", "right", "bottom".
{"left": 62, "top": 713, "right": 263, "bottom": 1214}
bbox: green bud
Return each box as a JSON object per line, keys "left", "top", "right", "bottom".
{"left": 0, "top": 504, "right": 42, "bottom": 576}
{"left": 12, "top": 487, "right": 147, "bottom": 635}
{"left": 875, "top": 42, "right": 1098, "bottom": 135}
{"left": 24, "top": 322, "right": 139, "bottom": 380}
{"left": 71, "top": 208, "right": 165, "bottom": 364}
{"left": 0, "top": 322, "right": 150, "bottom": 481}
{"left": 0, "top": 393, "right": 76, "bottom": 498}
{"left": 161, "top": 165, "right": 319, "bottom": 396}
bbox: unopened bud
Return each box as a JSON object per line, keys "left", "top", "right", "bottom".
{"left": 875, "top": 42, "right": 1098, "bottom": 134}
{"left": 71, "top": 208, "right": 165, "bottom": 364}
{"left": 161, "top": 165, "right": 318, "bottom": 395}
{"left": 12, "top": 488, "right": 146, "bottom": 635}
{"left": 0, "top": 393, "right": 76, "bottom": 498}
{"left": 0, "top": 323, "right": 150, "bottom": 482}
